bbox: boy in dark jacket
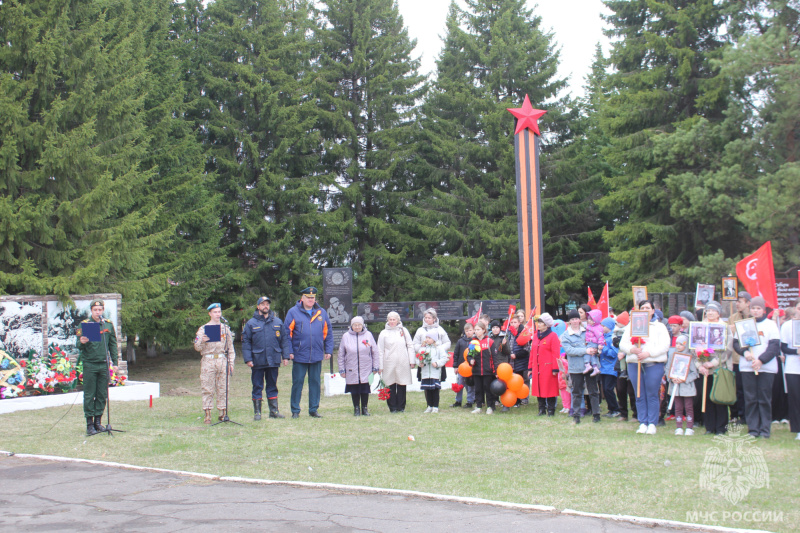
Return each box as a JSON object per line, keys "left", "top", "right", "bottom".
{"left": 452, "top": 323, "right": 476, "bottom": 408}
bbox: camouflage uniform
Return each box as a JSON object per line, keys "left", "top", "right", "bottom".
{"left": 194, "top": 322, "right": 236, "bottom": 409}
{"left": 77, "top": 318, "right": 118, "bottom": 418}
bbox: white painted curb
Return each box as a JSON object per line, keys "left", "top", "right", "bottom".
{"left": 0, "top": 451, "right": 774, "bottom": 533}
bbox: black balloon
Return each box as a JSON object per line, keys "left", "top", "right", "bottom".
{"left": 489, "top": 379, "right": 507, "bottom": 397}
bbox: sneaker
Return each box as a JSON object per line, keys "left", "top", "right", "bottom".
{"left": 560, "top": 408, "right": 569, "bottom": 414}
{"left": 450, "top": 402, "right": 461, "bottom": 408}
{"left": 771, "top": 420, "right": 780, "bottom": 425}
{"left": 590, "top": 365, "right": 600, "bottom": 376}
{"left": 795, "top": 433, "right": 800, "bottom": 440}
{"left": 471, "top": 407, "right": 481, "bottom": 414}
{"left": 636, "top": 423, "right": 647, "bottom": 434}
{"left": 501, "top": 406, "right": 510, "bottom": 412}
{"left": 674, "top": 428, "right": 684, "bottom": 436}
{"left": 685, "top": 428, "right": 694, "bottom": 436}
{"left": 646, "top": 424, "right": 657, "bottom": 435}
{"left": 431, "top": 407, "right": 439, "bottom": 414}
{"left": 620, "top": 417, "right": 629, "bottom": 422}
{"left": 781, "top": 419, "right": 790, "bottom": 425}
{"left": 593, "top": 414, "right": 601, "bottom": 423}
{"left": 582, "top": 363, "right": 592, "bottom": 374}
{"left": 423, "top": 406, "right": 433, "bottom": 413}
{"left": 486, "top": 407, "right": 493, "bottom": 415}
{"left": 464, "top": 402, "right": 473, "bottom": 409}
{"left": 665, "top": 415, "right": 676, "bottom": 421}
{"left": 657, "top": 418, "right": 666, "bottom": 427}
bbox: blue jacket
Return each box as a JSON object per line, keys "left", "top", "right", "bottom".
{"left": 241, "top": 310, "right": 290, "bottom": 368}
{"left": 560, "top": 326, "right": 588, "bottom": 375}
{"left": 599, "top": 331, "right": 618, "bottom": 376}
{"left": 284, "top": 301, "right": 334, "bottom": 364}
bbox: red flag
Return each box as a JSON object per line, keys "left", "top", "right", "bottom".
{"left": 502, "top": 305, "right": 516, "bottom": 333}
{"left": 466, "top": 302, "right": 482, "bottom": 326}
{"left": 735, "top": 241, "right": 778, "bottom": 308}
{"left": 587, "top": 287, "right": 597, "bottom": 310}
{"left": 597, "top": 282, "right": 610, "bottom": 319}
{"left": 515, "top": 307, "right": 537, "bottom": 345}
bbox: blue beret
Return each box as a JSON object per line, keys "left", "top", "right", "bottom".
{"left": 300, "top": 287, "right": 318, "bottom": 296}
{"left": 207, "top": 303, "right": 221, "bottom": 311}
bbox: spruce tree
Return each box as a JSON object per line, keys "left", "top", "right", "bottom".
{"left": 313, "top": 0, "right": 426, "bottom": 302}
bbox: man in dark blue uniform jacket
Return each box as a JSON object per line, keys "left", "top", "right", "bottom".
{"left": 242, "top": 296, "right": 291, "bottom": 420}
{"left": 284, "top": 287, "right": 333, "bottom": 418}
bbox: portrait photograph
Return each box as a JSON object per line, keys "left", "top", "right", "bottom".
{"left": 707, "top": 324, "right": 726, "bottom": 351}
{"left": 668, "top": 353, "right": 692, "bottom": 382}
{"left": 792, "top": 319, "right": 800, "bottom": 349}
{"left": 694, "top": 283, "right": 715, "bottom": 308}
{"left": 734, "top": 317, "right": 761, "bottom": 348}
{"left": 632, "top": 286, "right": 648, "bottom": 308}
{"left": 689, "top": 322, "right": 708, "bottom": 350}
{"left": 721, "top": 277, "right": 738, "bottom": 301}
{"left": 630, "top": 311, "right": 650, "bottom": 337}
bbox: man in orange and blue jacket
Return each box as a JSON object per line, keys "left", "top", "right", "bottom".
{"left": 284, "top": 286, "right": 333, "bottom": 418}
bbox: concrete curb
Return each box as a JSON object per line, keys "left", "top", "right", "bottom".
{"left": 0, "top": 450, "right": 773, "bottom": 533}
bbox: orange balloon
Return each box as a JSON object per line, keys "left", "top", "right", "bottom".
{"left": 507, "top": 373, "right": 523, "bottom": 391}
{"left": 516, "top": 384, "right": 530, "bottom": 399}
{"left": 496, "top": 362, "right": 513, "bottom": 382}
{"left": 500, "top": 389, "right": 517, "bottom": 408}
{"left": 458, "top": 361, "right": 473, "bottom": 378}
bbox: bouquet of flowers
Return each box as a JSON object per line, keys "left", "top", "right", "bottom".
{"left": 630, "top": 337, "right": 647, "bottom": 346}
{"left": 466, "top": 339, "right": 481, "bottom": 363}
{"left": 451, "top": 383, "right": 464, "bottom": 393}
{"left": 375, "top": 377, "right": 390, "bottom": 400}
{"left": 0, "top": 350, "right": 25, "bottom": 399}
{"left": 416, "top": 347, "right": 432, "bottom": 367}
{"left": 109, "top": 364, "right": 127, "bottom": 387}
{"left": 696, "top": 348, "right": 715, "bottom": 364}
{"left": 19, "top": 345, "right": 79, "bottom": 396}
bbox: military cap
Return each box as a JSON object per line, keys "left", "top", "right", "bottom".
{"left": 300, "top": 287, "right": 318, "bottom": 296}
{"left": 90, "top": 300, "right": 105, "bottom": 308}
{"left": 257, "top": 296, "right": 271, "bottom": 305}
{"left": 207, "top": 303, "right": 221, "bottom": 311}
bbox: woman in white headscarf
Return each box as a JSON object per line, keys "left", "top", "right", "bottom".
{"left": 377, "top": 311, "right": 415, "bottom": 413}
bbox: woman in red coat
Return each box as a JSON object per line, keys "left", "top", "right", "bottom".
{"left": 528, "top": 313, "right": 561, "bottom": 416}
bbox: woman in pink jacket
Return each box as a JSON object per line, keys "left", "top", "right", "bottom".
{"left": 338, "top": 316, "right": 378, "bottom": 416}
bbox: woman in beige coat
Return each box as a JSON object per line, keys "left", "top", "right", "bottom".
{"left": 378, "top": 311, "right": 416, "bottom": 413}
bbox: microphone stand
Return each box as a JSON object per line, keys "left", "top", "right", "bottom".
{"left": 212, "top": 317, "right": 242, "bottom": 426}
{"left": 102, "top": 319, "right": 124, "bottom": 436}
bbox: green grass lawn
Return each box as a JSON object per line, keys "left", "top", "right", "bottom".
{"left": 2, "top": 348, "right": 797, "bottom": 532}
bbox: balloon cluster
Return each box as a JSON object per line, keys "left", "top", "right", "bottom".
{"left": 456, "top": 341, "right": 481, "bottom": 378}
{"left": 492, "top": 363, "right": 529, "bottom": 407}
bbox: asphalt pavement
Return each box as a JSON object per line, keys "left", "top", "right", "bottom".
{"left": 0, "top": 454, "right": 734, "bottom": 532}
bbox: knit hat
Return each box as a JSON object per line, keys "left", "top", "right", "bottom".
{"left": 615, "top": 311, "right": 630, "bottom": 326}
{"left": 425, "top": 330, "right": 438, "bottom": 341}
{"left": 350, "top": 316, "right": 365, "bottom": 327}
{"left": 567, "top": 309, "right": 580, "bottom": 320}
{"left": 739, "top": 291, "right": 752, "bottom": 302}
{"left": 490, "top": 320, "right": 501, "bottom": 329}
{"left": 680, "top": 311, "right": 696, "bottom": 322}
{"left": 705, "top": 301, "right": 722, "bottom": 313}
{"left": 676, "top": 334, "right": 689, "bottom": 345}
{"left": 601, "top": 318, "right": 616, "bottom": 331}
{"left": 750, "top": 296, "right": 766, "bottom": 309}
{"left": 668, "top": 315, "right": 683, "bottom": 325}
{"left": 538, "top": 313, "right": 554, "bottom": 327}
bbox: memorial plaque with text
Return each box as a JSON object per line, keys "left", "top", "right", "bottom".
{"left": 776, "top": 277, "right": 799, "bottom": 309}
{"left": 467, "top": 300, "right": 519, "bottom": 320}
{"left": 357, "top": 302, "right": 412, "bottom": 322}
{"left": 676, "top": 293, "right": 687, "bottom": 313}
{"left": 322, "top": 268, "right": 353, "bottom": 326}
{"left": 413, "top": 301, "right": 466, "bottom": 320}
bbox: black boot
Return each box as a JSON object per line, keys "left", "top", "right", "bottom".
{"left": 573, "top": 415, "right": 581, "bottom": 425}
{"left": 93, "top": 415, "right": 106, "bottom": 433}
{"left": 361, "top": 393, "right": 370, "bottom": 416}
{"left": 86, "top": 417, "right": 97, "bottom": 436}
{"left": 361, "top": 406, "right": 370, "bottom": 416}
{"left": 253, "top": 399, "right": 262, "bottom": 421}
{"left": 547, "top": 409, "right": 555, "bottom": 417}
{"left": 593, "top": 414, "right": 601, "bottom": 423}
{"left": 267, "top": 399, "right": 284, "bottom": 419}
{"left": 354, "top": 407, "right": 361, "bottom": 416}
{"left": 538, "top": 398, "right": 546, "bottom": 415}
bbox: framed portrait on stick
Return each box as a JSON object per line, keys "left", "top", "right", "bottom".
{"left": 668, "top": 353, "right": 692, "bottom": 383}
{"left": 688, "top": 322, "right": 708, "bottom": 350}
{"left": 695, "top": 283, "right": 715, "bottom": 308}
{"left": 630, "top": 311, "right": 649, "bottom": 337}
{"left": 721, "top": 277, "right": 738, "bottom": 301}
{"left": 632, "top": 286, "right": 648, "bottom": 310}
{"left": 734, "top": 317, "right": 761, "bottom": 348}
{"left": 707, "top": 324, "right": 727, "bottom": 351}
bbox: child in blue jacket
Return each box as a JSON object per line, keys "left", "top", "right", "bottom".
{"left": 599, "top": 318, "right": 621, "bottom": 417}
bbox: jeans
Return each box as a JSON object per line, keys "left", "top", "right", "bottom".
{"left": 455, "top": 374, "right": 475, "bottom": 404}
{"left": 628, "top": 362, "right": 664, "bottom": 425}
{"left": 570, "top": 373, "right": 599, "bottom": 415}
{"left": 290, "top": 361, "right": 322, "bottom": 414}
{"left": 251, "top": 366, "right": 279, "bottom": 400}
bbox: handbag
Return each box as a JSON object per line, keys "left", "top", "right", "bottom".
{"left": 709, "top": 366, "right": 737, "bottom": 405}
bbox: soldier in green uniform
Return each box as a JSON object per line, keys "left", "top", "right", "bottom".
{"left": 77, "top": 300, "right": 119, "bottom": 436}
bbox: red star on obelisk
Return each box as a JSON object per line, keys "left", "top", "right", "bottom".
{"left": 506, "top": 94, "right": 547, "bottom": 136}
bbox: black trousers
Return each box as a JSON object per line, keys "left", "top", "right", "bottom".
{"left": 473, "top": 375, "right": 496, "bottom": 408}
{"left": 424, "top": 389, "right": 440, "bottom": 408}
{"left": 786, "top": 374, "right": 800, "bottom": 433}
{"left": 732, "top": 363, "right": 745, "bottom": 419}
{"left": 742, "top": 372, "right": 775, "bottom": 437}
{"left": 616, "top": 375, "right": 636, "bottom": 419}
{"left": 601, "top": 374, "right": 620, "bottom": 412}
{"left": 701, "top": 374, "right": 729, "bottom": 434}
{"left": 386, "top": 384, "right": 407, "bottom": 412}
{"left": 350, "top": 392, "right": 369, "bottom": 409}
{"left": 772, "top": 361, "right": 788, "bottom": 421}
{"left": 537, "top": 397, "right": 557, "bottom": 412}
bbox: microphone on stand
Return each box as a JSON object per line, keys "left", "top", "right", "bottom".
{"left": 220, "top": 316, "right": 229, "bottom": 324}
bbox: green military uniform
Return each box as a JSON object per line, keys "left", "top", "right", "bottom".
{"left": 77, "top": 315, "right": 118, "bottom": 420}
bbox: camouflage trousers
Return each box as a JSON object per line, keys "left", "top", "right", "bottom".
{"left": 200, "top": 357, "right": 229, "bottom": 410}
